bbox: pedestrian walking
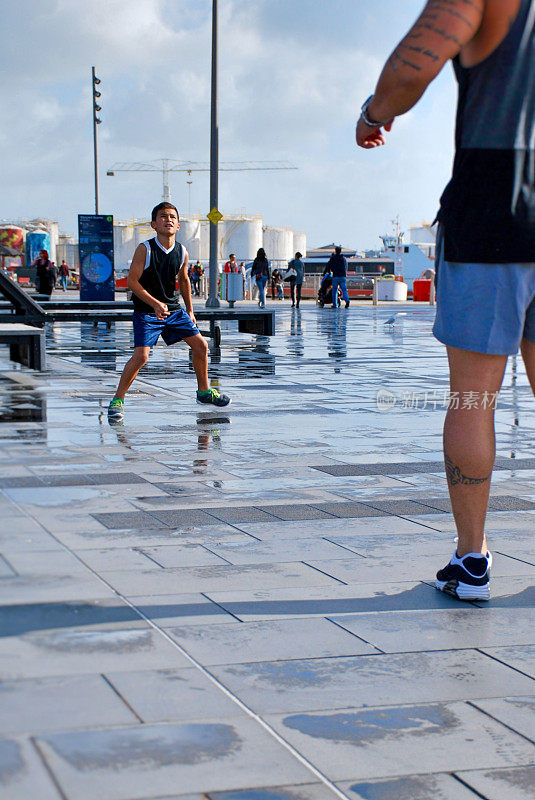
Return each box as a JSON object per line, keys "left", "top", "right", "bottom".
{"left": 286, "top": 251, "right": 305, "bottom": 308}
{"left": 32, "top": 250, "right": 55, "bottom": 298}
{"left": 107, "top": 202, "right": 231, "bottom": 423}
{"left": 59, "top": 260, "right": 70, "bottom": 291}
{"left": 271, "top": 268, "right": 283, "bottom": 300}
{"left": 191, "top": 260, "right": 204, "bottom": 296}
{"left": 326, "top": 246, "right": 350, "bottom": 309}
{"left": 250, "top": 248, "right": 270, "bottom": 308}
{"left": 357, "top": 0, "right": 535, "bottom": 601}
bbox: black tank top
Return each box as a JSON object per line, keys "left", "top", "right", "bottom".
{"left": 438, "top": 0, "right": 535, "bottom": 263}
{"left": 132, "top": 238, "right": 184, "bottom": 314}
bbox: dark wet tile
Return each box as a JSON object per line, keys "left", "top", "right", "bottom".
{"left": 359, "top": 499, "right": 439, "bottom": 516}
{"left": 256, "top": 505, "right": 334, "bottom": 521}
{"left": 311, "top": 463, "right": 442, "bottom": 477}
{"left": 204, "top": 507, "right": 281, "bottom": 524}
{"left": 150, "top": 509, "right": 223, "bottom": 527}
{"left": 310, "top": 502, "right": 389, "bottom": 518}
{"left": 487, "top": 495, "right": 535, "bottom": 511}
{"left": 92, "top": 511, "right": 168, "bottom": 529}
{"left": 458, "top": 765, "right": 535, "bottom": 800}
{"left": 0, "top": 476, "right": 44, "bottom": 488}
{"left": 36, "top": 719, "right": 311, "bottom": 798}
{"left": 92, "top": 472, "right": 151, "bottom": 485}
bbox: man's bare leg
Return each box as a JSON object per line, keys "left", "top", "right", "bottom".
{"left": 184, "top": 334, "right": 210, "bottom": 392}
{"left": 114, "top": 346, "right": 151, "bottom": 399}
{"left": 444, "top": 346, "right": 508, "bottom": 556}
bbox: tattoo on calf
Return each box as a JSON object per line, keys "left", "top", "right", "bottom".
{"left": 445, "top": 453, "right": 491, "bottom": 486}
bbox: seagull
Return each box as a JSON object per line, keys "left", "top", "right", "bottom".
{"left": 384, "top": 312, "right": 407, "bottom": 326}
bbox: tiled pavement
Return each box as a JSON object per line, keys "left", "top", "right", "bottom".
{"left": 0, "top": 302, "right": 534, "bottom": 800}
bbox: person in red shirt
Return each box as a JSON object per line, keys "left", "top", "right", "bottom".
{"left": 223, "top": 253, "right": 238, "bottom": 273}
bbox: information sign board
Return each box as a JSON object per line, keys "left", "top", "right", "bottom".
{"left": 78, "top": 214, "right": 114, "bottom": 301}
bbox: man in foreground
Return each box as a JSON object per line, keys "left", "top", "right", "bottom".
{"left": 108, "top": 202, "right": 230, "bottom": 422}
{"left": 356, "top": 0, "right": 534, "bottom": 600}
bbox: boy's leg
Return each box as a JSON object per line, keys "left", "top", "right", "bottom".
{"left": 444, "top": 345, "right": 507, "bottom": 556}
{"left": 114, "top": 347, "right": 151, "bottom": 399}
{"left": 520, "top": 337, "right": 535, "bottom": 394}
{"left": 184, "top": 333, "right": 210, "bottom": 392}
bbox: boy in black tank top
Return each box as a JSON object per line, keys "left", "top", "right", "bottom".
{"left": 108, "top": 202, "right": 230, "bottom": 420}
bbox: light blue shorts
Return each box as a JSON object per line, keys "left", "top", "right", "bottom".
{"left": 433, "top": 231, "right": 535, "bottom": 355}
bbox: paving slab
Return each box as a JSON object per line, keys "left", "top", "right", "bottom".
{"left": 481, "top": 644, "right": 535, "bottom": 678}
{"left": 0, "top": 737, "right": 62, "bottom": 800}
{"left": 0, "top": 674, "right": 138, "bottom": 734}
{"left": 338, "top": 773, "right": 479, "bottom": 799}
{"left": 166, "top": 618, "right": 378, "bottom": 665}
{"left": 0, "top": 627, "right": 191, "bottom": 679}
{"left": 205, "top": 580, "right": 457, "bottom": 622}
{"left": 129, "top": 593, "right": 235, "bottom": 627}
{"left": 206, "top": 785, "right": 334, "bottom": 799}
{"left": 104, "top": 668, "right": 245, "bottom": 723}
{"left": 209, "top": 650, "right": 535, "bottom": 714}
{"left": 35, "top": 718, "right": 312, "bottom": 799}
{"left": 99, "top": 562, "right": 340, "bottom": 597}
{"left": 331, "top": 606, "right": 535, "bottom": 652}
{"left": 456, "top": 765, "right": 535, "bottom": 800}
{"left": 264, "top": 701, "right": 535, "bottom": 782}
{"left": 470, "top": 696, "right": 535, "bottom": 741}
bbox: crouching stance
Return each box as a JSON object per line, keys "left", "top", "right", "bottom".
{"left": 108, "top": 202, "right": 230, "bottom": 421}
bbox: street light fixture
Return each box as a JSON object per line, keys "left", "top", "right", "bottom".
{"left": 92, "top": 67, "right": 102, "bottom": 213}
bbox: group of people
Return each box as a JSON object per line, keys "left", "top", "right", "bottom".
{"left": 32, "top": 250, "right": 70, "bottom": 296}
{"left": 250, "top": 249, "right": 305, "bottom": 308}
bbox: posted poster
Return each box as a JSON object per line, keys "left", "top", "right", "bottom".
{"left": 78, "top": 214, "right": 114, "bottom": 301}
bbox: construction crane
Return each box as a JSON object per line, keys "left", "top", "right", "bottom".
{"left": 106, "top": 159, "right": 298, "bottom": 203}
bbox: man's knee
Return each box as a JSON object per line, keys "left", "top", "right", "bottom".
{"left": 131, "top": 349, "right": 149, "bottom": 368}
{"left": 189, "top": 334, "right": 208, "bottom": 356}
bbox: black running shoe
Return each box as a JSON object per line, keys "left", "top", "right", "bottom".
{"left": 435, "top": 551, "right": 492, "bottom": 601}
{"left": 196, "top": 388, "right": 231, "bottom": 407}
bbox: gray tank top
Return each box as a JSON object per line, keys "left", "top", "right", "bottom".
{"left": 438, "top": 0, "right": 535, "bottom": 262}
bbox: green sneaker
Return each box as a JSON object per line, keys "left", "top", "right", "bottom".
{"left": 108, "top": 397, "right": 124, "bottom": 419}
{"left": 196, "top": 388, "right": 231, "bottom": 407}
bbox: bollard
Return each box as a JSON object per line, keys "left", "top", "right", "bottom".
{"left": 429, "top": 280, "right": 436, "bottom": 306}
{"left": 372, "top": 279, "right": 378, "bottom": 306}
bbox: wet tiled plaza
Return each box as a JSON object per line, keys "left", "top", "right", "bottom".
{"left": 0, "top": 301, "right": 534, "bottom": 800}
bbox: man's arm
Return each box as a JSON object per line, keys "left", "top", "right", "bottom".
{"left": 178, "top": 253, "right": 196, "bottom": 325}
{"left": 357, "top": 0, "right": 485, "bottom": 148}
{"left": 127, "top": 244, "right": 169, "bottom": 319}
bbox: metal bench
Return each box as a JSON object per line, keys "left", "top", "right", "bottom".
{"left": 0, "top": 323, "right": 46, "bottom": 370}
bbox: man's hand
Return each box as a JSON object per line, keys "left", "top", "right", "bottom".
{"left": 356, "top": 119, "right": 393, "bottom": 149}
{"left": 187, "top": 309, "right": 197, "bottom": 326}
{"left": 152, "top": 300, "right": 169, "bottom": 320}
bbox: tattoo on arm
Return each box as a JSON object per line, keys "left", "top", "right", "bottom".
{"left": 445, "top": 453, "right": 491, "bottom": 486}
{"left": 387, "top": 0, "right": 484, "bottom": 73}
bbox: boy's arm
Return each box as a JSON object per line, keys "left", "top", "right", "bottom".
{"left": 178, "top": 253, "right": 196, "bottom": 325}
{"left": 127, "top": 244, "right": 169, "bottom": 319}
{"left": 356, "top": 0, "right": 485, "bottom": 148}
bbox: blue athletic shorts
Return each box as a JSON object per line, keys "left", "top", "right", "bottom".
{"left": 433, "top": 230, "right": 535, "bottom": 355}
{"left": 133, "top": 308, "right": 200, "bottom": 348}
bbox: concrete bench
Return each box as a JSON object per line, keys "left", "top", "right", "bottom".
{"left": 0, "top": 324, "right": 46, "bottom": 370}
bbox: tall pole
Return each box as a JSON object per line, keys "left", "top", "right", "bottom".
{"left": 92, "top": 67, "right": 101, "bottom": 215}
{"left": 207, "top": 0, "right": 220, "bottom": 307}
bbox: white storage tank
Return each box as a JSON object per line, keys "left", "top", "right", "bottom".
{"left": 113, "top": 224, "right": 136, "bottom": 270}
{"left": 293, "top": 231, "right": 307, "bottom": 257}
{"left": 176, "top": 218, "right": 201, "bottom": 261}
{"left": 220, "top": 218, "right": 263, "bottom": 262}
{"left": 262, "top": 226, "right": 293, "bottom": 262}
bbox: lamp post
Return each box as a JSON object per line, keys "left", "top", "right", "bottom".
{"left": 92, "top": 67, "right": 102, "bottom": 214}
{"left": 206, "top": 0, "right": 220, "bottom": 307}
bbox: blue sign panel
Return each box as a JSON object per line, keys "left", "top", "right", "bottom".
{"left": 78, "top": 214, "right": 114, "bottom": 301}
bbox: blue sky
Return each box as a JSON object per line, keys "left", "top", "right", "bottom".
{"left": 0, "top": 0, "right": 457, "bottom": 249}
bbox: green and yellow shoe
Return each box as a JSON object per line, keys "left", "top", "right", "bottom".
{"left": 196, "top": 388, "right": 231, "bottom": 407}
{"left": 108, "top": 397, "right": 125, "bottom": 420}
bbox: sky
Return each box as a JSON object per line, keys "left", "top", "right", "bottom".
{"left": 0, "top": 0, "right": 458, "bottom": 250}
